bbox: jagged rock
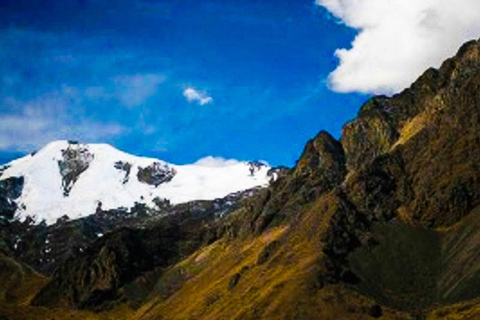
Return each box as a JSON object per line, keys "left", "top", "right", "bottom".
{"left": 114, "top": 161, "right": 131, "bottom": 184}
{"left": 0, "top": 176, "right": 23, "bottom": 200}
{"left": 245, "top": 131, "right": 346, "bottom": 233}
{"left": 58, "top": 143, "right": 94, "bottom": 196}
{"left": 294, "top": 130, "right": 346, "bottom": 185}
{"left": 137, "top": 162, "right": 176, "bottom": 187}
{"left": 266, "top": 166, "right": 289, "bottom": 182}
{"left": 0, "top": 177, "right": 24, "bottom": 220}
{"left": 0, "top": 165, "right": 10, "bottom": 180}
{"left": 341, "top": 105, "right": 399, "bottom": 172}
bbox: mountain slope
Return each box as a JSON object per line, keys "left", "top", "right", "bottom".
{"left": 0, "top": 141, "right": 272, "bottom": 224}
{"left": 4, "top": 38, "right": 480, "bottom": 320}
{"left": 133, "top": 38, "right": 480, "bottom": 319}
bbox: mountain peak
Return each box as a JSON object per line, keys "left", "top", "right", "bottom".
{"left": 0, "top": 141, "right": 271, "bottom": 224}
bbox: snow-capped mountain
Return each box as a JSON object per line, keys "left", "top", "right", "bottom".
{"left": 0, "top": 141, "right": 273, "bottom": 224}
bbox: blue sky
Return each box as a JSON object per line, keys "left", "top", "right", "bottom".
{"left": 3, "top": 0, "right": 477, "bottom": 167}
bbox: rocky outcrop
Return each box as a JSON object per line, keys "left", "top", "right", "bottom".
{"left": 137, "top": 162, "right": 176, "bottom": 187}
{"left": 341, "top": 103, "right": 399, "bottom": 172}
{"left": 58, "top": 143, "right": 94, "bottom": 196}
{"left": 114, "top": 161, "right": 131, "bottom": 184}
{"left": 0, "top": 176, "right": 24, "bottom": 220}
{"left": 242, "top": 131, "right": 346, "bottom": 234}
{"left": 0, "top": 165, "right": 9, "bottom": 180}
{"left": 294, "top": 130, "right": 346, "bottom": 184}
{"left": 266, "top": 166, "right": 289, "bottom": 182}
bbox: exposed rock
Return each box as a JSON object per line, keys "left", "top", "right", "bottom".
{"left": 0, "top": 177, "right": 24, "bottom": 220}
{"left": 317, "top": 38, "right": 480, "bottom": 312}
{"left": 137, "top": 162, "right": 176, "bottom": 187}
{"left": 57, "top": 143, "right": 94, "bottom": 196}
{"left": 266, "top": 166, "right": 290, "bottom": 182}
{"left": 114, "top": 161, "right": 131, "bottom": 184}
{"left": 0, "top": 165, "right": 10, "bottom": 180}
{"left": 245, "top": 131, "right": 346, "bottom": 233}
{"left": 341, "top": 106, "right": 399, "bottom": 172}
{"left": 0, "top": 177, "right": 23, "bottom": 200}
{"left": 294, "top": 130, "right": 346, "bottom": 185}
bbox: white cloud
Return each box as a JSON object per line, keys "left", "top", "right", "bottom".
{"left": 0, "top": 94, "right": 127, "bottom": 152}
{"left": 0, "top": 114, "right": 126, "bottom": 152}
{"left": 114, "top": 73, "right": 166, "bottom": 108}
{"left": 316, "top": 0, "right": 480, "bottom": 94}
{"left": 183, "top": 87, "right": 213, "bottom": 105}
{"left": 194, "top": 156, "right": 239, "bottom": 167}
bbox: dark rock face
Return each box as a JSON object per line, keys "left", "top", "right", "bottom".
{"left": 58, "top": 143, "right": 94, "bottom": 196}
{"left": 294, "top": 130, "right": 346, "bottom": 185}
{"left": 0, "top": 165, "right": 10, "bottom": 180}
{"left": 137, "top": 162, "right": 176, "bottom": 187}
{"left": 341, "top": 106, "right": 399, "bottom": 172}
{"left": 114, "top": 161, "right": 132, "bottom": 184}
{"left": 0, "top": 177, "right": 24, "bottom": 202}
{"left": 0, "top": 177, "right": 24, "bottom": 220}
{"left": 266, "top": 166, "right": 290, "bottom": 182}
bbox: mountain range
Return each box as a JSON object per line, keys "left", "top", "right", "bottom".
{"left": 3, "top": 38, "right": 480, "bottom": 319}
{"left": 0, "top": 140, "right": 273, "bottom": 224}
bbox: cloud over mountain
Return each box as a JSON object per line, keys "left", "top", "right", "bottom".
{"left": 317, "top": 0, "right": 480, "bottom": 94}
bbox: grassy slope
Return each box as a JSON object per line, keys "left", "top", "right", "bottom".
{"left": 132, "top": 203, "right": 480, "bottom": 320}
{"left": 133, "top": 196, "right": 410, "bottom": 320}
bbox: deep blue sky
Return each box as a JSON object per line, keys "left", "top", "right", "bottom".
{"left": 0, "top": 0, "right": 367, "bottom": 166}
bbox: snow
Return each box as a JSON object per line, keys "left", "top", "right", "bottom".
{"left": 0, "top": 140, "right": 271, "bottom": 224}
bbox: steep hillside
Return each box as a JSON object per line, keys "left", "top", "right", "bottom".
{"left": 4, "top": 38, "right": 480, "bottom": 320}
{"left": 133, "top": 38, "right": 480, "bottom": 318}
